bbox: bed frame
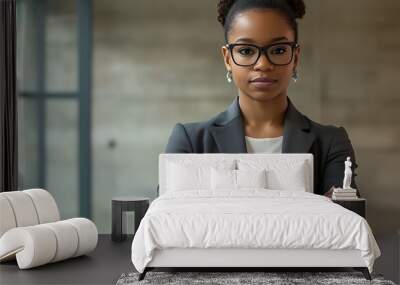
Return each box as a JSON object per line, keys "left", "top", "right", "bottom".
{"left": 139, "top": 248, "right": 371, "bottom": 280}
{"left": 138, "top": 154, "right": 372, "bottom": 281}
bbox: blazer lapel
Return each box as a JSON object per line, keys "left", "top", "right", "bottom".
{"left": 281, "top": 98, "right": 316, "bottom": 153}
{"left": 210, "top": 96, "right": 315, "bottom": 154}
{"left": 209, "top": 97, "right": 247, "bottom": 153}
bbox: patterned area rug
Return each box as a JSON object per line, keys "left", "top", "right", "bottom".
{"left": 116, "top": 271, "right": 396, "bottom": 285}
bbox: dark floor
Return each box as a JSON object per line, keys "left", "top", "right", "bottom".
{"left": 0, "top": 235, "right": 134, "bottom": 285}
{"left": 1, "top": 234, "right": 398, "bottom": 285}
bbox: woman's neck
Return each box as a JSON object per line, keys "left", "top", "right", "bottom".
{"left": 238, "top": 92, "right": 288, "bottom": 129}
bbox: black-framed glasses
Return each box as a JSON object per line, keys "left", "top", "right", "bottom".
{"left": 225, "top": 41, "right": 299, "bottom": 67}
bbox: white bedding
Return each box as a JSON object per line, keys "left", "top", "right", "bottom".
{"left": 131, "top": 189, "right": 381, "bottom": 273}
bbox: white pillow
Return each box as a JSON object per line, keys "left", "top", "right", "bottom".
{"left": 211, "top": 168, "right": 236, "bottom": 190}
{"left": 267, "top": 162, "right": 308, "bottom": 192}
{"left": 211, "top": 168, "right": 267, "bottom": 190}
{"left": 237, "top": 169, "right": 267, "bottom": 188}
{"left": 237, "top": 159, "right": 309, "bottom": 192}
{"left": 167, "top": 162, "right": 209, "bottom": 191}
{"left": 166, "top": 160, "right": 235, "bottom": 192}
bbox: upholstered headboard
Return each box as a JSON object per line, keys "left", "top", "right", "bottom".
{"left": 159, "top": 153, "right": 313, "bottom": 196}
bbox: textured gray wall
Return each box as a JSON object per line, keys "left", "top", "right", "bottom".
{"left": 91, "top": 0, "right": 236, "bottom": 232}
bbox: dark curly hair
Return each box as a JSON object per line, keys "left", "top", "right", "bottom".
{"left": 217, "top": 0, "right": 306, "bottom": 43}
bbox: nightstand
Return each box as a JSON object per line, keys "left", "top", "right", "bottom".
{"left": 332, "top": 198, "right": 366, "bottom": 218}
{"left": 111, "top": 196, "right": 150, "bottom": 242}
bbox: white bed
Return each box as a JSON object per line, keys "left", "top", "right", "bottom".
{"left": 131, "top": 154, "right": 381, "bottom": 281}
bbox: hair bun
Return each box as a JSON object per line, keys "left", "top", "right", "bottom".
{"left": 217, "top": 0, "right": 236, "bottom": 26}
{"left": 286, "top": 0, "right": 306, "bottom": 19}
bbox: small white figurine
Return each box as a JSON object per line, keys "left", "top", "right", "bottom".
{"left": 342, "top": 156, "right": 353, "bottom": 190}
{"left": 331, "top": 157, "right": 358, "bottom": 200}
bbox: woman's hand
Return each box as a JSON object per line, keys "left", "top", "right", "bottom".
{"left": 324, "top": 186, "right": 335, "bottom": 198}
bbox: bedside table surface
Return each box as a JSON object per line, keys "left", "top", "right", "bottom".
{"left": 332, "top": 198, "right": 366, "bottom": 201}
{"left": 112, "top": 196, "right": 149, "bottom": 202}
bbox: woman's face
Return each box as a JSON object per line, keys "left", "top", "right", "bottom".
{"left": 222, "top": 9, "right": 301, "bottom": 102}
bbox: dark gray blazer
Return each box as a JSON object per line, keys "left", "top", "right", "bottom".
{"left": 163, "top": 96, "right": 359, "bottom": 197}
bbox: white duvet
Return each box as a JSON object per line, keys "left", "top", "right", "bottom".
{"left": 131, "top": 189, "right": 381, "bottom": 273}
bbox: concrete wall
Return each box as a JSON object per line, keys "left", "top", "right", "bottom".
{"left": 318, "top": 0, "right": 400, "bottom": 236}
{"left": 312, "top": 2, "right": 400, "bottom": 280}
{"left": 91, "top": 0, "right": 236, "bottom": 232}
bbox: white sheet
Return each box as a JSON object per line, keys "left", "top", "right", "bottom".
{"left": 131, "top": 189, "right": 381, "bottom": 273}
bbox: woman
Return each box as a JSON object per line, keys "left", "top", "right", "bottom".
{"left": 164, "top": 0, "right": 359, "bottom": 197}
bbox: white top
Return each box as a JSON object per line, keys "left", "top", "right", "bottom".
{"left": 245, "top": 135, "right": 283, "bottom": 153}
